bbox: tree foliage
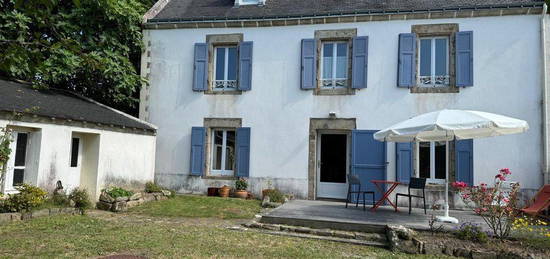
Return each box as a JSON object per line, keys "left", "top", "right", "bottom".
{"left": 0, "top": 0, "right": 152, "bottom": 114}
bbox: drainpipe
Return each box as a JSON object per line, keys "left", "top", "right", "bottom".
{"left": 541, "top": 3, "right": 549, "bottom": 185}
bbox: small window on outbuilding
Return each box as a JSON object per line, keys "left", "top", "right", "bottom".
{"left": 70, "top": 137, "right": 80, "bottom": 167}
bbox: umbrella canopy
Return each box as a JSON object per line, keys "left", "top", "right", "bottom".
{"left": 373, "top": 109, "right": 529, "bottom": 142}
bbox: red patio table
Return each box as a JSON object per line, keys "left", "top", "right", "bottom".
{"left": 370, "top": 180, "right": 401, "bottom": 211}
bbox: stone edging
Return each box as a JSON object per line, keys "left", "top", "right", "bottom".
{"left": 0, "top": 207, "right": 78, "bottom": 224}
{"left": 96, "top": 191, "right": 171, "bottom": 212}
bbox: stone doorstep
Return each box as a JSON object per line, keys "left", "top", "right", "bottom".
{"left": 244, "top": 221, "right": 387, "bottom": 244}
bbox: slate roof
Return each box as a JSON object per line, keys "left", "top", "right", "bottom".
{"left": 0, "top": 79, "right": 156, "bottom": 132}
{"left": 149, "top": 0, "right": 544, "bottom": 22}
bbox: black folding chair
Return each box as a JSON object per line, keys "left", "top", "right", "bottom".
{"left": 345, "top": 174, "right": 375, "bottom": 210}
{"left": 395, "top": 177, "right": 427, "bottom": 214}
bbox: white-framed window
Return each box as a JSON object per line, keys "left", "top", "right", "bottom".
{"left": 419, "top": 37, "right": 449, "bottom": 87}
{"left": 321, "top": 41, "right": 349, "bottom": 88}
{"left": 10, "top": 132, "right": 28, "bottom": 187}
{"left": 211, "top": 129, "right": 236, "bottom": 176}
{"left": 418, "top": 141, "right": 446, "bottom": 184}
{"left": 214, "top": 46, "right": 238, "bottom": 91}
{"left": 70, "top": 137, "right": 80, "bottom": 167}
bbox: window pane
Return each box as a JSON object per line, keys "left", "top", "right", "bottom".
{"left": 435, "top": 38, "right": 448, "bottom": 76}
{"left": 419, "top": 142, "right": 430, "bottom": 179}
{"left": 419, "top": 39, "right": 432, "bottom": 77}
{"left": 14, "top": 133, "right": 28, "bottom": 167}
{"left": 336, "top": 43, "right": 348, "bottom": 79}
{"left": 212, "top": 130, "right": 223, "bottom": 170}
{"left": 225, "top": 131, "right": 235, "bottom": 171}
{"left": 434, "top": 141, "right": 446, "bottom": 179}
{"left": 70, "top": 138, "right": 79, "bottom": 167}
{"left": 215, "top": 48, "right": 225, "bottom": 80}
{"left": 227, "top": 47, "right": 237, "bottom": 81}
{"left": 322, "top": 43, "right": 333, "bottom": 79}
{"left": 13, "top": 169, "right": 24, "bottom": 186}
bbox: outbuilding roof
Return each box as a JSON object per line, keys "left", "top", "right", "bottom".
{"left": 0, "top": 79, "right": 156, "bottom": 132}
{"left": 147, "top": 0, "right": 544, "bottom": 23}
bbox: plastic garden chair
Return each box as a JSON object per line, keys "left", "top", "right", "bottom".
{"left": 345, "top": 174, "right": 375, "bottom": 211}
{"left": 520, "top": 184, "right": 550, "bottom": 218}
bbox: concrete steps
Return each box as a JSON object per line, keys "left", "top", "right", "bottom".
{"left": 242, "top": 221, "right": 388, "bottom": 248}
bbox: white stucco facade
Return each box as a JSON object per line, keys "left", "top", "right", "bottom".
{"left": 143, "top": 12, "right": 548, "bottom": 203}
{"left": 0, "top": 119, "right": 156, "bottom": 200}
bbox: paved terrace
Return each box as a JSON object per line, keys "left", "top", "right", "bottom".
{"left": 260, "top": 200, "right": 487, "bottom": 233}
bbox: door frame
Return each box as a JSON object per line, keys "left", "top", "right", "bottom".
{"left": 4, "top": 131, "right": 29, "bottom": 193}
{"left": 315, "top": 130, "right": 351, "bottom": 199}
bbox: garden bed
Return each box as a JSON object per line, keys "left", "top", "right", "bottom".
{"left": 96, "top": 191, "right": 172, "bottom": 212}
{"left": 417, "top": 231, "right": 550, "bottom": 258}
{"left": 0, "top": 207, "right": 77, "bottom": 223}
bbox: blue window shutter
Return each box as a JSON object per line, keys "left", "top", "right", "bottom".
{"left": 397, "top": 33, "right": 416, "bottom": 88}
{"left": 455, "top": 139, "right": 474, "bottom": 186}
{"left": 193, "top": 43, "right": 208, "bottom": 91}
{"left": 396, "top": 142, "right": 413, "bottom": 184}
{"left": 189, "top": 127, "right": 205, "bottom": 176}
{"left": 301, "top": 39, "right": 316, "bottom": 89}
{"left": 456, "top": 31, "right": 473, "bottom": 87}
{"left": 238, "top": 41, "right": 253, "bottom": 91}
{"left": 352, "top": 36, "right": 368, "bottom": 89}
{"left": 351, "top": 130, "right": 387, "bottom": 203}
{"left": 236, "top": 127, "right": 251, "bottom": 177}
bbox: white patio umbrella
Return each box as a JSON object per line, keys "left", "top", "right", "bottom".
{"left": 373, "top": 109, "right": 528, "bottom": 223}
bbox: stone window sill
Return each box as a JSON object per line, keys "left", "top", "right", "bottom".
{"left": 204, "top": 90, "right": 242, "bottom": 95}
{"left": 202, "top": 175, "right": 238, "bottom": 180}
{"left": 314, "top": 87, "right": 356, "bottom": 96}
{"left": 410, "top": 86, "right": 459, "bottom": 94}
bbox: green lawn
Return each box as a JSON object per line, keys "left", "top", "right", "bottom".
{"left": 0, "top": 195, "right": 453, "bottom": 258}
{"left": 128, "top": 195, "right": 262, "bottom": 219}
{"left": 0, "top": 215, "right": 444, "bottom": 258}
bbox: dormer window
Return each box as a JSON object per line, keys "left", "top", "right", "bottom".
{"left": 234, "top": 0, "right": 264, "bottom": 6}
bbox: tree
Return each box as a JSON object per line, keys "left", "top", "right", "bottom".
{"left": 0, "top": 0, "right": 152, "bottom": 115}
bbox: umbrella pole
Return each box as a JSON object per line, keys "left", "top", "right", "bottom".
{"left": 436, "top": 140, "right": 459, "bottom": 224}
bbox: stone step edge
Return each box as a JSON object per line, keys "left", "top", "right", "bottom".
{"left": 244, "top": 221, "right": 387, "bottom": 243}
{"left": 232, "top": 226, "right": 388, "bottom": 248}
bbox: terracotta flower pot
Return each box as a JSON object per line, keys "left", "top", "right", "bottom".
{"left": 219, "top": 185, "right": 230, "bottom": 198}
{"left": 234, "top": 190, "right": 248, "bottom": 199}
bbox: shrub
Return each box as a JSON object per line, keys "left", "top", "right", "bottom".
{"left": 144, "top": 181, "right": 163, "bottom": 193}
{"left": 51, "top": 191, "right": 70, "bottom": 207}
{"left": 1, "top": 184, "right": 48, "bottom": 212}
{"left": 264, "top": 189, "right": 285, "bottom": 203}
{"left": 69, "top": 188, "right": 91, "bottom": 215}
{"left": 455, "top": 222, "right": 489, "bottom": 243}
{"left": 235, "top": 178, "right": 248, "bottom": 191}
{"left": 453, "top": 168, "right": 520, "bottom": 239}
{"left": 104, "top": 187, "right": 133, "bottom": 198}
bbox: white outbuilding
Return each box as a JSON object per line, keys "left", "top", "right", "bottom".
{"left": 0, "top": 79, "right": 157, "bottom": 200}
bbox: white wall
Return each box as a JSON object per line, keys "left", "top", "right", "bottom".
{"left": 146, "top": 15, "right": 544, "bottom": 196}
{"left": 0, "top": 119, "right": 156, "bottom": 199}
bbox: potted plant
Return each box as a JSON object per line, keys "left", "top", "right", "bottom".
{"left": 219, "top": 185, "right": 230, "bottom": 198}
{"left": 234, "top": 178, "right": 248, "bottom": 199}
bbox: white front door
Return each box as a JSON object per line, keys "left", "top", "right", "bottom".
{"left": 316, "top": 132, "right": 349, "bottom": 199}
{"left": 4, "top": 132, "right": 29, "bottom": 193}
{"left": 67, "top": 136, "right": 83, "bottom": 190}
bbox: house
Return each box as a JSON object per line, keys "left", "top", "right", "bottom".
{"left": 0, "top": 79, "right": 156, "bottom": 200}
{"left": 141, "top": 0, "right": 550, "bottom": 207}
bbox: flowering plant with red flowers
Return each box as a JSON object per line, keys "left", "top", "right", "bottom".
{"left": 451, "top": 168, "right": 520, "bottom": 239}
